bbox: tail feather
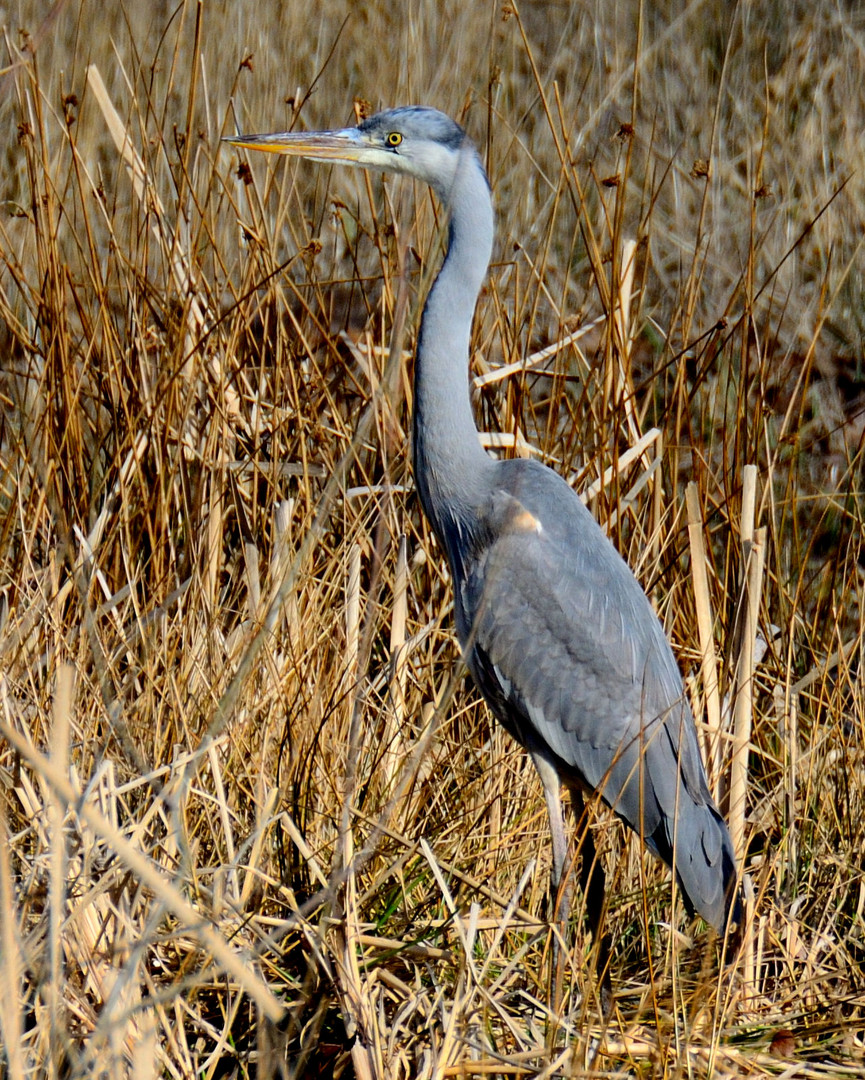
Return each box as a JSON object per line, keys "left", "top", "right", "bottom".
{"left": 651, "top": 802, "right": 741, "bottom": 934}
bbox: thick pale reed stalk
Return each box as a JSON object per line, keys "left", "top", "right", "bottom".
{"left": 729, "top": 466, "right": 761, "bottom": 863}
{"left": 685, "top": 482, "right": 722, "bottom": 796}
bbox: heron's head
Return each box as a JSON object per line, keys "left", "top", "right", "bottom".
{"left": 225, "top": 106, "right": 480, "bottom": 202}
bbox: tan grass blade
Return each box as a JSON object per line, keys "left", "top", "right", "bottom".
{"left": 471, "top": 321, "right": 604, "bottom": 389}
{"left": 208, "top": 744, "right": 239, "bottom": 904}
{"left": 577, "top": 426, "right": 661, "bottom": 502}
{"left": 205, "top": 469, "right": 225, "bottom": 613}
{"left": 479, "top": 430, "right": 542, "bottom": 455}
{"left": 239, "top": 786, "right": 280, "bottom": 910}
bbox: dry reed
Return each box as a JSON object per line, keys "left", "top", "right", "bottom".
{"left": 1, "top": 0, "right": 864, "bottom": 1076}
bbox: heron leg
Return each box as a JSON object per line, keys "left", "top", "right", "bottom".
{"left": 570, "top": 788, "right": 613, "bottom": 1014}
{"left": 530, "top": 753, "right": 571, "bottom": 1014}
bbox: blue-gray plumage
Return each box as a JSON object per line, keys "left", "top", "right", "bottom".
{"left": 226, "top": 107, "right": 741, "bottom": 978}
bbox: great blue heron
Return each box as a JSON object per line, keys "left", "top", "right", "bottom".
{"left": 226, "top": 106, "right": 741, "bottom": 989}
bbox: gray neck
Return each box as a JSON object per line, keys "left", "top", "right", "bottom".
{"left": 412, "top": 143, "right": 495, "bottom": 551}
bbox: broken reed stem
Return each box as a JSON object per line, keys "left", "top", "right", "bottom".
{"left": 740, "top": 464, "right": 758, "bottom": 548}
{"left": 244, "top": 539, "right": 261, "bottom": 619}
{"left": 685, "top": 483, "right": 722, "bottom": 797}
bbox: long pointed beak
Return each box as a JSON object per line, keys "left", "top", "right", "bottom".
{"left": 223, "top": 127, "right": 366, "bottom": 164}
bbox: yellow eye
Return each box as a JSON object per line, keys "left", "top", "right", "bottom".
{"left": 386, "top": 131, "right": 403, "bottom": 148}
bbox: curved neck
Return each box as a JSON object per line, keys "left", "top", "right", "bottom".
{"left": 413, "top": 143, "right": 495, "bottom": 546}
